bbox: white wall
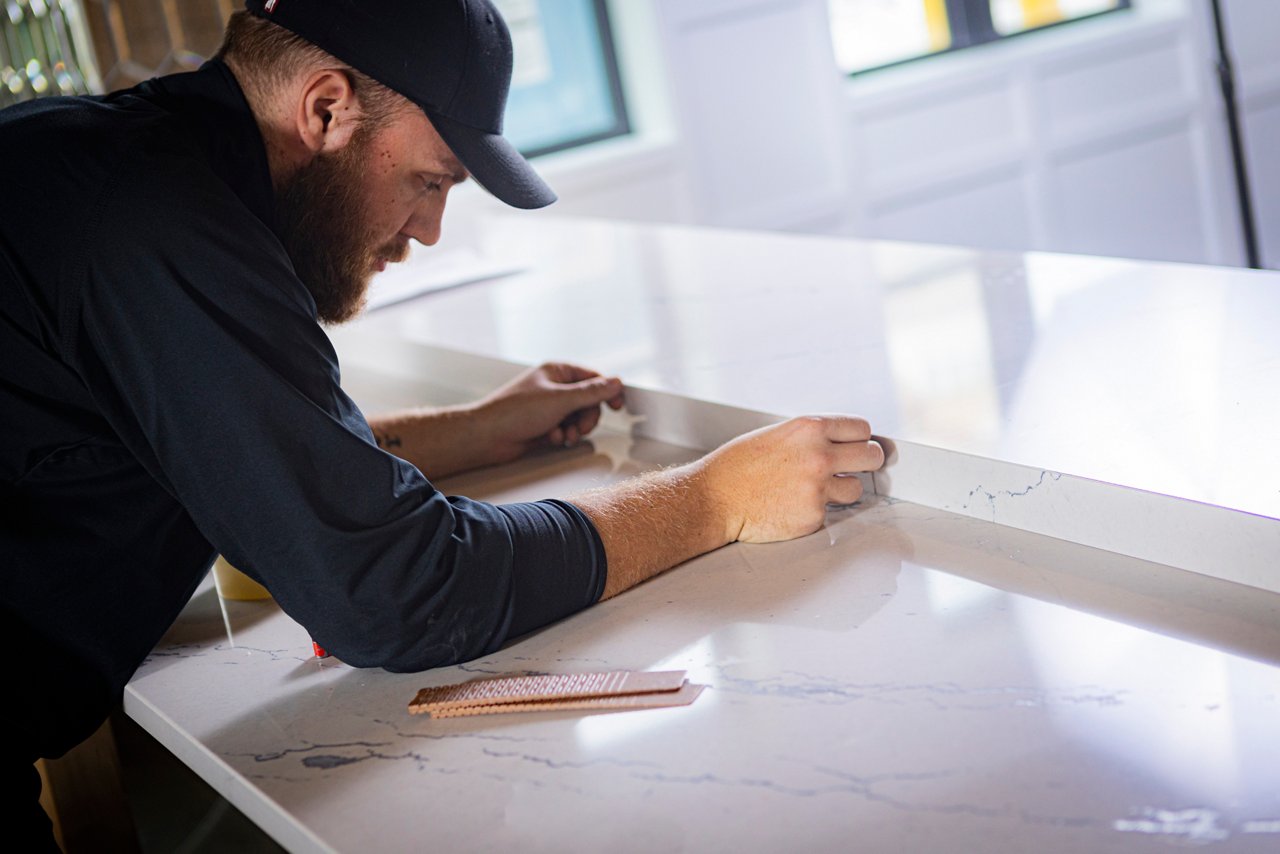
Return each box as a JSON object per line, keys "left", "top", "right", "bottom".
{"left": 840, "top": 3, "right": 1243, "bottom": 265}
{"left": 449, "top": 0, "right": 1276, "bottom": 269}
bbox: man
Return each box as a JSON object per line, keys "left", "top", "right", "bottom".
{"left": 0, "top": 0, "right": 883, "bottom": 842}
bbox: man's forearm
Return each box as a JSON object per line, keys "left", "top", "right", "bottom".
{"left": 571, "top": 462, "right": 728, "bottom": 600}
{"left": 368, "top": 406, "right": 487, "bottom": 480}
{"left": 570, "top": 416, "right": 886, "bottom": 601}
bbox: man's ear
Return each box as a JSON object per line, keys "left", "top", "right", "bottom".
{"left": 295, "top": 69, "right": 362, "bottom": 155}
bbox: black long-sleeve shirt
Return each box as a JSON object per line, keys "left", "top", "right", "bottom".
{"left": 0, "top": 60, "right": 605, "bottom": 761}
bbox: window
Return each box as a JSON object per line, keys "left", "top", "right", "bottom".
{"left": 1, "top": 0, "right": 631, "bottom": 158}
{"left": 1, "top": 0, "right": 97, "bottom": 107}
{"left": 828, "top": 0, "right": 1132, "bottom": 74}
{"left": 990, "top": 0, "right": 1127, "bottom": 35}
{"left": 494, "top": 0, "right": 630, "bottom": 157}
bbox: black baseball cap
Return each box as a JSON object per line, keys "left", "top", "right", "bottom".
{"left": 244, "top": 0, "right": 556, "bottom": 209}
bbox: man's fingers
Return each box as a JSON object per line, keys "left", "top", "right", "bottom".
{"left": 814, "top": 415, "right": 871, "bottom": 443}
{"left": 537, "top": 364, "right": 626, "bottom": 413}
{"left": 829, "top": 439, "right": 884, "bottom": 474}
{"left": 553, "top": 405, "right": 603, "bottom": 446}
{"left": 573, "top": 406, "right": 603, "bottom": 437}
{"left": 828, "top": 474, "right": 864, "bottom": 506}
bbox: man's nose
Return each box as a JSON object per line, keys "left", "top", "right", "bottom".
{"left": 404, "top": 196, "right": 447, "bottom": 246}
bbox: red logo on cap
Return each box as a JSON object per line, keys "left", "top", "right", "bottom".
{"left": 264, "top": 0, "right": 279, "bottom": 11}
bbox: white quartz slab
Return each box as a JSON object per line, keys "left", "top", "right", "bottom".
{"left": 126, "top": 429, "right": 1280, "bottom": 853}
{"left": 330, "top": 217, "right": 1280, "bottom": 591}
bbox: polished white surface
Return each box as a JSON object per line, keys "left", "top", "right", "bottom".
{"left": 351, "top": 218, "right": 1280, "bottom": 520}
{"left": 331, "top": 219, "right": 1280, "bottom": 590}
{"left": 127, "top": 430, "right": 1280, "bottom": 853}
{"left": 133, "top": 220, "right": 1280, "bottom": 850}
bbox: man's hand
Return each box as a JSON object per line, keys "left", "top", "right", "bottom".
{"left": 367, "top": 362, "right": 623, "bottom": 478}
{"left": 472, "top": 362, "right": 625, "bottom": 465}
{"left": 700, "top": 416, "right": 883, "bottom": 543}
{"left": 571, "top": 415, "right": 885, "bottom": 599}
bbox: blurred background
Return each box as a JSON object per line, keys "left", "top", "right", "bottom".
{"left": 3, "top": 0, "right": 1274, "bottom": 268}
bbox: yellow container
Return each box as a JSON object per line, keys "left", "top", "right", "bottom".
{"left": 211, "top": 555, "right": 272, "bottom": 601}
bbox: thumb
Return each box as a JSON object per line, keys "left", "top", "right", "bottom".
{"left": 559, "top": 375, "right": 623, "bottom": 408}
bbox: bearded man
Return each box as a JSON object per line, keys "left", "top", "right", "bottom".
{"left": 0, "top": 1, "right": 883, "bottom": 844}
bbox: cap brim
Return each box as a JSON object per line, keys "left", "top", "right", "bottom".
{"left": 426, "top": 110, "right": 556, "bottom": 210}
